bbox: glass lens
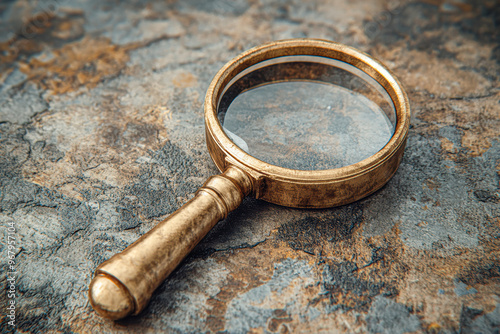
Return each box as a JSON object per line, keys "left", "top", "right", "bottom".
{"left": 218, "top": 56, "right": 396, "bottom": 170}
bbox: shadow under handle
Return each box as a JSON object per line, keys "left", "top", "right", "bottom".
{"left": 88, "top": 166, "right": 253, "bottom": 320}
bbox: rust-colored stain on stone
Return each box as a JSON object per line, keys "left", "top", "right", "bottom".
{"left": 0, "top": 11, "right": 85, "bottom": 83}
{"left": 199, "top": 220, "right": 499, "bottom": 332}
{"left": 173, "top": 72, "right": 198, "bottom": 88}
{"left": 19, "top": 37, "right": 130, "bottom": 94}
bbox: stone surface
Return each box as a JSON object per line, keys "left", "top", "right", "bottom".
{"left": 0, "top": 0, "right": 499, "bottom": 333}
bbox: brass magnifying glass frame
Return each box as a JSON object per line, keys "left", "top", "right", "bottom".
{"left": 89, "top": 39, "right": 410, "bottom": 320}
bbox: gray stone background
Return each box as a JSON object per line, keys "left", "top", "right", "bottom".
{"left": 0, "top": 0, "right": 499, "bottom": 333}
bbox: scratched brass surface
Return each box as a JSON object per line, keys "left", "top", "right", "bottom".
{"left": 90, "top": 166, "right": 252, "bottom": 319}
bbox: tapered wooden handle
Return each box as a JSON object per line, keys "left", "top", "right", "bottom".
{"left": 88, "top": 166, "right": 252, "bottom": 320}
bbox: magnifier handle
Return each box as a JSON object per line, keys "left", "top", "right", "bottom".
{"left": 88, "top": 166, "right": 252, "bottom": 320}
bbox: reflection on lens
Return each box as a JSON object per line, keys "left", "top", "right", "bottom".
{"left": 219, "top": 57, "right": 396, "bottom": 170}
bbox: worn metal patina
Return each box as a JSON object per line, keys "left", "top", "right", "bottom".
{"left": 0, "top": 0, "right": 499, "bottom": 333}
{"left": 89, "top": 39, "right": 411, "bottom": 320}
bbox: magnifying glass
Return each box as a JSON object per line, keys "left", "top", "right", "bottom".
{"left": 89, "top": 39, "right": 410, "bottom": 320}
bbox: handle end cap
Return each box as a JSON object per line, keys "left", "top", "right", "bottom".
{"left": 89, "top": 273, "right": 135, "bottom": 320}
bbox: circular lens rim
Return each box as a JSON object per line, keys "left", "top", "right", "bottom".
{"left": 204, "top": 39, "right": 410, "bottom": 208}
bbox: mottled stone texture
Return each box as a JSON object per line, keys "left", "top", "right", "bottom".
{"left": 0, "top": 0, "right": 499, "bottom": 333}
